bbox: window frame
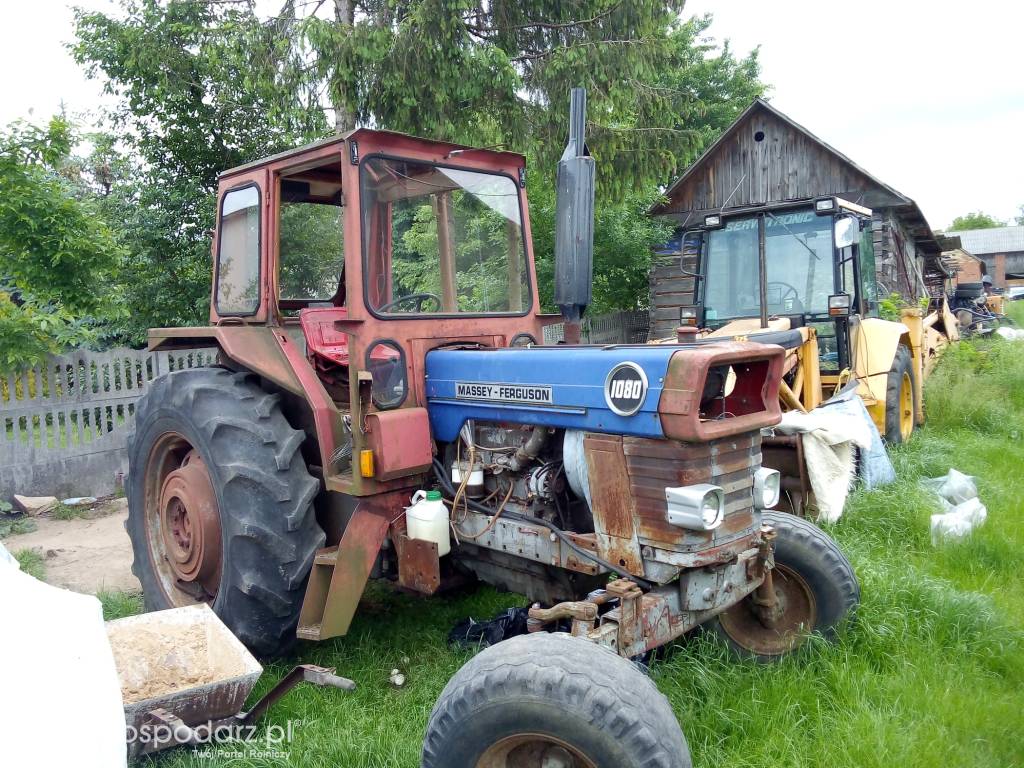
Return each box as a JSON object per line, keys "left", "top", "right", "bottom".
{"left": 214, "top": 182, "right": 262, "bottom": 317}
{"left": 358, "top": 152, "right": 533, "bottom": 320}
{"left": 277, "top": 197, "right": 347, "bottom": 310}
{"left": 701, "top": 208, "right": 838, "bottom": 325}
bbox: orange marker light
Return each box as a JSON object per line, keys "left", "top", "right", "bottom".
{"left": 359, "top": 449, "right": 375, "bottom": 478}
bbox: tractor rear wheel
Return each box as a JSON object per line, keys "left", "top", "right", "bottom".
{"left": 127, "top": 368, "right": 325, "bottom": 657}
{"left": 710, "top": 511, "right": 859, "bottom": 663}
{"left": 423, "top": 632, "right": 690, "bottom": 768}
{"left": 884, "top": 344, "right": 916, "bottom": 444}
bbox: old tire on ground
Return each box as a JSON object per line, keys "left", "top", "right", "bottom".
{"left": 127, "top": 367, "right": 325, "bottom": 657}
{"left": 711, "top": 511, "right": 859, "bottom": 663}
{"left": 422, "top": 632, "right": 690, "bottom": 768}
{"left": 883, "top": 344, "right": 916, "bottom": 444}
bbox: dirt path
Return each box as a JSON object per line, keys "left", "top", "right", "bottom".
{"left": 4, "top": 499, "right": 141, "bottom": 594}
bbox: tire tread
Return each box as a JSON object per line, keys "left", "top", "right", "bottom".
{"left": 126, "top": 367, "right": 324, "bottom": 657}
{"left": 423, "top": 633, "right": 690, "bottom": 768}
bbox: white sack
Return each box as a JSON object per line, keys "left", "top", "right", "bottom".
{"left": 931, "top": 497, "right": 988, "bottom": 544}
{"left": 923, "top": 469, "right": 987, "bottom": 544}
{"left": 0, "top": 542, "right": 127, "bottom": 768}
{"left": 995, "top": 326, "right": 1024, "bottom": 341}
{"left": 921, "top": 468, "right": 978, "bottom": 506}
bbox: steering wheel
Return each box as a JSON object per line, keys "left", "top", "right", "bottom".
{"left": 378, "top": 292, "right": 443, "bottom": 313}
{"left": 766, "top": 281, "right": 803, "bottom": 312}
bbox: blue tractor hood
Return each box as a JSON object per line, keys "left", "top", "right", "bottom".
{"left": 424, "top": 345, "right": 676, "bottom": 442}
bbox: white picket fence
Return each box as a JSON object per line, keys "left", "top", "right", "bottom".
{"left": 542, "top": 310, "right": 651, "bottom": 345}
{"left": 1, "top": 347, "right": 216, "bottom": 498}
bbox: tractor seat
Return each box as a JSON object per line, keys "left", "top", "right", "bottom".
{"left": 299, "top": 306, "right": 351, "bottom": 366}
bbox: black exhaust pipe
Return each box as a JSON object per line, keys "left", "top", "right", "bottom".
{"left": 553, "top": 87, "right": 595, "bottom": 344}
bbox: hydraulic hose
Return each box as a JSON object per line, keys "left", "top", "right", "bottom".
{"left": 432, "top": 459, "right": 654, "bottom": 589}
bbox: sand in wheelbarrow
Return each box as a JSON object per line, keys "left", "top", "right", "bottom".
{"left": 107, "top": 619, "right": 249, "bottom": 703}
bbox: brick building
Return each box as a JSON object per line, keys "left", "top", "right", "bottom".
{"left": 947, "top": 226, "right": 1024, "bottom": 289}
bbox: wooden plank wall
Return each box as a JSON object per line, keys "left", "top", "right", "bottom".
{"left": 660, "top": 109, "right": 882, "bottom": 215}
{"left": 648, "top": 252, "right": 698, "bottom": 340}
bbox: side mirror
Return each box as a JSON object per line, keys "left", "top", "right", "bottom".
{"left": 554, "top": 88, "right": 594, "bottom": 325}
{"left": 834, "top": 215, "right": 858, "bottom": 249}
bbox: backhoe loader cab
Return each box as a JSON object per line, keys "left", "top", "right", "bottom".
{"left": 681, "top": 198, "right": 875, "bottom": 370}
{"left": 677, "top": 196, "right": 956, "bottom": 447}
{"left": 689, "top": 199, "right": 873, "bottom": 370}
{"left": 129, "top": 100, "right": 860, "bottom": 767}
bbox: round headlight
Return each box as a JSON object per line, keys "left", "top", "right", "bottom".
{"left": 701, "top": 497, "right": 721, "bottom": 528}
{"left": 701, "top": 489, "right": 725, "bottom": 529}
{"left": 754, "top": 467, "right": 781, "bottom": 509}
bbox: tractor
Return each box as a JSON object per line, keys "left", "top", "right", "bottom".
{"left": 127, "top": 91, "right": 859, "bottom": 767}
{"left": 665, "top": 199, "right": 960, "bottom": 515}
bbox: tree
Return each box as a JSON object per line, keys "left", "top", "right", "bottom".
{"left": 949, "top": 211, "right": 1005, "bottom": 231}
{"left": 285, "top": 1, "right": 759, "bottom": 196}
{"left": 73, "top": 0, "right": 328, "bottom": 343}
{"left": 1016, "top": 205, "right": 1024, "bottom": 227}
{"left": 530, "top": 185, "right": 672, "bottom": 315}
{"left": 0, "top": 118, "right": 124, "bottom": 370}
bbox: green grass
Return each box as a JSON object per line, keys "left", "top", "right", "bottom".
{"left": 125, "top": 331, "right": 1024, "bottom": 768}
{"left": 13, "top": 549, "right": 46, "bottom": 580}
{"left": 0, "top": 516, "right": 38, "bottom": 538}
{"left": 99, "top": 589, "right": 144, "bottom": 620}
{"left": 52, "top": 502, "right": 85, "bottom": 520}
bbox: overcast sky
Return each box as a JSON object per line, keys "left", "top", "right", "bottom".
{"left": 3, "top": 0, "right": 1022, "bottom": 230}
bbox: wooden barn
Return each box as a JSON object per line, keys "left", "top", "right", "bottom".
{"left": 647, "top": 98, "right": 945, "bottom": 339}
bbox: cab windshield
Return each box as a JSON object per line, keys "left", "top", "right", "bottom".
{"left": 360, "top": 157, "right": 531, "bottom": 316}
{"left": 703, "top": 209, "right": 834, "bottom": 322}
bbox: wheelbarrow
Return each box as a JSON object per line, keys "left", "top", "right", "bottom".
{"left": 106, "top": 604, "right": 354, "bottom": 758}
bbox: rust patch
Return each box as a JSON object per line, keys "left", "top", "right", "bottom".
{"left": 393, "top": 533, "right": 441, "bottom": 594}
{"left": 621, "top": 433, "right": 762, "bottom": 552}
{"left": 659, "top": 341, "right": 784, "bottom": 441}
{"left": 583, "top": 434, "right": 645, "bottom": 576}
{"left": 298, "top": 498, "right": 393, "bottom": 641}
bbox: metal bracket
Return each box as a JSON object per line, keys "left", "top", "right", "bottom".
{"left": 137, "top": 665, "right": 354, "bottom": 756}
{"left": 236, "top": 664, "right": 355, "bottom": 726}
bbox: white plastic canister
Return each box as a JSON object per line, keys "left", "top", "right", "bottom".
{"left": 405, "top": 490, "right": 451, "bottom": 556}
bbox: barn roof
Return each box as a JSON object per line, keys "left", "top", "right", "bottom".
{"left": 652, "top": 98, "right": 941, "bottom": 255}
{"left": 657, "top": 99, "right": 907, "bottom": 208}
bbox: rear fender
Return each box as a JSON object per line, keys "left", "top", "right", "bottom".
{"left": 148, "top": 326, "right": 350, "bottom": 489}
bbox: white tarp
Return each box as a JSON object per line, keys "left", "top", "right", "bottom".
{"left": 0, "top": 541, "right": 126, "bottom": 768}
{"left": 995, "top": 327, "right": 1024, "bottom": 341}
{"left": 772, "top": 387, "right": 894, "bottom": 522}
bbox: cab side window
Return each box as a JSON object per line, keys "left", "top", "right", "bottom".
{"left": 279, "top": 199, "right": 345, "bottom": 303}
{"left": 216, "top": 186, "right": 261, "bottom": 315}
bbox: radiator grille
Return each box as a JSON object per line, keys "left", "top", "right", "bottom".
{"left": 622, "top": 432, "right": 760, "bottom": 552}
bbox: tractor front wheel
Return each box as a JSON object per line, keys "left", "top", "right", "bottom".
{"left": 423, "top": 632, "right": 690, "bottom": 768}
{"left": 711, "top": 511, "right": 859, "bottom": 662}
{"left": 127, "top": 368, "right": 325, "bottom": 657}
